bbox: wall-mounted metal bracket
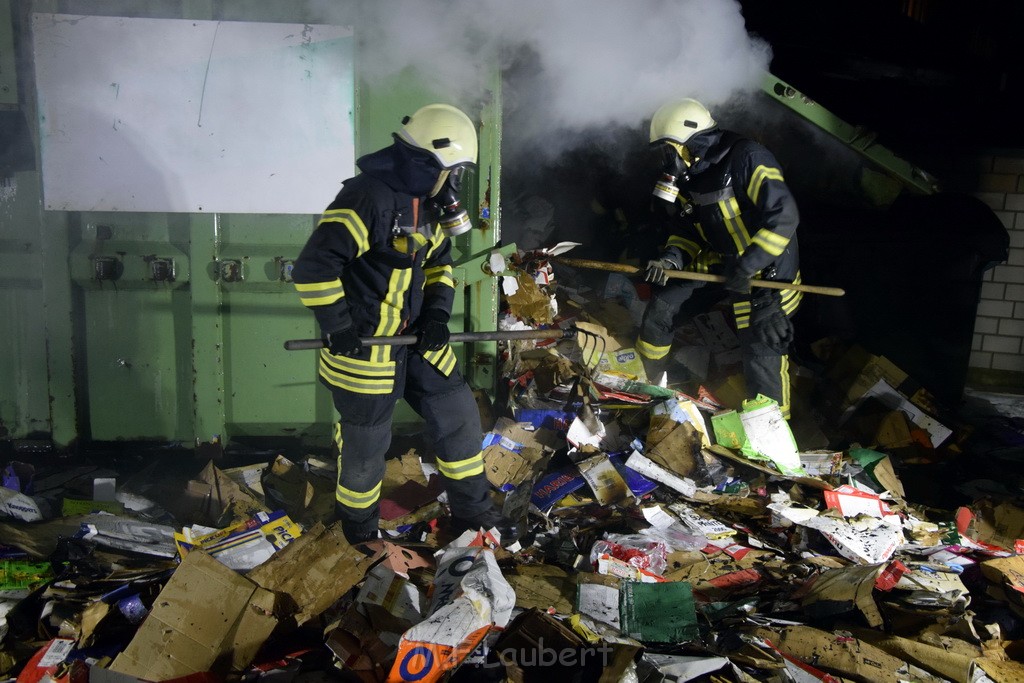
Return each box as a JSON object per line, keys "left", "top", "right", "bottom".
{"left": 91, "top": 255, "right": 121, "bottom": 281}
{"left": 217, "top": 259, "right": 244, "bottom": 282}
{"left": 276, "top": 257, "right": 295, "bottom": 283}
{"left": 145, "top": 256, "right": 176, "bottom": 282}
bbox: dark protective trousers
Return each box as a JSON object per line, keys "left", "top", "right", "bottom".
{"left": 637, "top": 279, "right": 792, "bottom": 418}
{"left": 327, "top": 346, "right": 491, "bottom": 538}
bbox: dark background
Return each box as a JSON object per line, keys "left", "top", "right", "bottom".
{"left": 732, "top": 0, "right": 1020, "bottom": 404}
{"left": 738, "top": 0, "right": 1024, "bottom": 156}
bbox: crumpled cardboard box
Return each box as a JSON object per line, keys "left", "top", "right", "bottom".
{"left": 109, "top": 550, "right": 280, "bottom": 681}
{"left": 980, "top": 554, "right": 1024, "bottom": 618}
{"left": 507, "top": 563, "right": 575, "bottom": 615}
{"left": 750, "top": 624, "right": 941, "bottom": 683}
{"left": 247, "top": 521, "right": 378, "bottom": 626}
{"left": 261, "top": 455, "right": 335, "bottom": 527}
{"left": 482, "top": 418, "right": 558, "bottom": 492}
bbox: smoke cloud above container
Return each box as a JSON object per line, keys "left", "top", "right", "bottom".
{"left": 314, "top": 0, "right": 771, "bottom": 153}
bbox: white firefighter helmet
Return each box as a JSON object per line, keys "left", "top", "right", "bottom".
{"left": 649, "top": 98, "right": 716, "bottom": 146}
{"left": 396, "top": 103, "right": 478, "bottom": 169}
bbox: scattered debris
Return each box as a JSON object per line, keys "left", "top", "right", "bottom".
{"left": 2, "top": 248, "right": 1024, "bottom": 682}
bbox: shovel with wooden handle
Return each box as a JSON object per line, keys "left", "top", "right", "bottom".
{"left": 552, "top": 256, "right": 845, "bottom": 297}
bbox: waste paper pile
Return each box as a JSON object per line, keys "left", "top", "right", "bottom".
{"left": 2, "top": 249, "right": 1024, "bottom": 683}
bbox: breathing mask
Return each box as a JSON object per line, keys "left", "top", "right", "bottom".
{"left": 429, "top": 166, "right": 472, "bottom": 236}
{"left": 652, "top": 141, "right": 693, "bottom": 204}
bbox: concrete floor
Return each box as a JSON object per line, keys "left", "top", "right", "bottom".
{"left": 964, "top": 388, "right": 1024, "bottom": 420}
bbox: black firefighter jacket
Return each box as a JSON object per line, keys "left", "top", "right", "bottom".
{"left": 660, "top": 129, "right": 803, "bottom": 326}
{"left": 292, "top": 162, "right": 459, "bottom": 396}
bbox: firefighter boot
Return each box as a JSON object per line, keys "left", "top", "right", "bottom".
{"left": 336, "top": 503, "right": 381, "bottom": 546}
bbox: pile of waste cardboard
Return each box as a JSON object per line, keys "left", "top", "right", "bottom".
{"left": 3, "top": 248, "right": 1024, "bottom": 683}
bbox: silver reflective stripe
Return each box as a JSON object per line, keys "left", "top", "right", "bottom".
{"left": 690, "top": 186, "right": 735, "bottom": 206}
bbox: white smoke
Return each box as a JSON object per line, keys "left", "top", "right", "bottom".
{"left": 306, "top": 0, "right": 771, "bottom": 155}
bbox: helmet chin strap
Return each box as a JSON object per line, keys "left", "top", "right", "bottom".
{"left": 429, "top": 169, "right": 450, "bottom": 198}
{"left": 666, "top": 140, "right": 694, "bottom": 166}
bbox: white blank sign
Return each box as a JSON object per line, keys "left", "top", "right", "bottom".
{"left": 33, "top": 14, "right": 355, "bottom": 214}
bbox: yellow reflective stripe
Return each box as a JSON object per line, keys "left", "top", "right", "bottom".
{"left": 294, "top": 279, "right": 345, "bottom": 306}
{"left": 424, "top": 264, "right": 454, "bottom": 288}
{"left": 375, "top": 268, "right": 413, "bottom": 337}
{"left": 781, "top": 273, "right": 803, "bottom": 314}
{"left": 729, "top": 197, "right": 752, "bottom": 245}
{"left": 666, "top": 235, "right": 701, "bottom": 261}
{"left": 437, "top": 452, "right": 485, "bottom": 480}
{"left": 718, "top": 199, "right": 745, "bottom": 252}
{"left": 336, "top": 481, "right": 382, "bottom": 508}
{"left": 298, "top": 291, "right": 345, "bottom": 306}
{"left": 318, "top": 360, "right": 394, "bottom": 394}
{"left": 423, "top": 345, "right": 457, "bottom": 376}
{"left": 693, "top": 221, "right": 708, "bottom": 243}
{"left": 425, "top": 229, "right": 447, "bottom": 261}
{"left": 693, "top": 251, "right": 720, "bottom": 273}
{"left": 295, "top": 280, "right": 340, "bottom": 291}
{"left": 636, "top": 338, "right": 671, "bottom": 360}
{"left": 747, "top": 165, "right": 784, "bottom": 205}
{"left": 319, "top": 348, "right": 395, "bottom": 376}
{"left": 750, "top": 228, "right": 790, "bottom": 256}
{"left": 734, "top": 214, "right": 752, "bottom": 246}
{"left": 333, "top": 423, "right": 343, "bottom": 452}
{"left": 733, "top": 300, "right": 751, "bottom": 328}
{"left": 392, "top": 233, "right": 430, "bottom": 254}
{"left": 782, "top": 292, "right": 803, "bottom": 315}
{"left": 779, "top": 354, "right": 791, "bottom": 420}
{"left": 369, "top": 340, "right": 392, "bottom": 365}
{"left": 320, "top": 209, "right": 370, "bottom": 256}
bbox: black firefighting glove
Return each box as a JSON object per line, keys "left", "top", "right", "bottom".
{"left": 644, "top": 258, "right": 675, "bottom": 287}
{"left": 723, "top": 260, "right": 755, "bottom": 297}
{"left": 749, "top": 293, "right": 793, "bottom": 351}
{"left": 325, "top": 326, "right": 363, "bottom": 357}
{"left": 416, "top": 308, "right": 450, "bottom": 351}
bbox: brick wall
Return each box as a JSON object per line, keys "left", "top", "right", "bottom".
{"left": 970, "top": 153, "right": 1024, "bottom": 388}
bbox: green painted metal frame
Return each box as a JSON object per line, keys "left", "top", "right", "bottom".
{"left": 761, "top": 72, "right": 939, "bottom": 196}
{"left": 0, "top": 173, "right": 52, "bottom": 440}
{"left": 461, "top": 68, "right": 508, "bottom": 394}
{"left": 0, "top": 0, "right": 15, "bottom": 105}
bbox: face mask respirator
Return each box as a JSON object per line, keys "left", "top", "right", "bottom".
{"left": 652, "top": 142, "right": 693, "bottom": 204}
{"left": 429, "top": 166, "right": 472, "bottom": 236}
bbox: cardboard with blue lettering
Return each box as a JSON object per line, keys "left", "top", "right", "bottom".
{"left": 0, "top": 486, "right": 49, "bottom": 522}
{"left": 531, "top": 468, "right": 588, "bottom": 510}
{"left": 481, "top": 418, "right": 557, "bottom": 492}
{"left": 511, "top": 408, "right": 574, "bottom": 434}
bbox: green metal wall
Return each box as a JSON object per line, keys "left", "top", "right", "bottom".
{"left": 0, "top": 1, "right": 504, "bottom": 449}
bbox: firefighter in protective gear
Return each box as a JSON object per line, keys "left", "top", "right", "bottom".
{"left": 292, "top": 103, "right": 518, "bottom": 545}
{"left": 636, "top": 98, "right": 802, "bottom": 418}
